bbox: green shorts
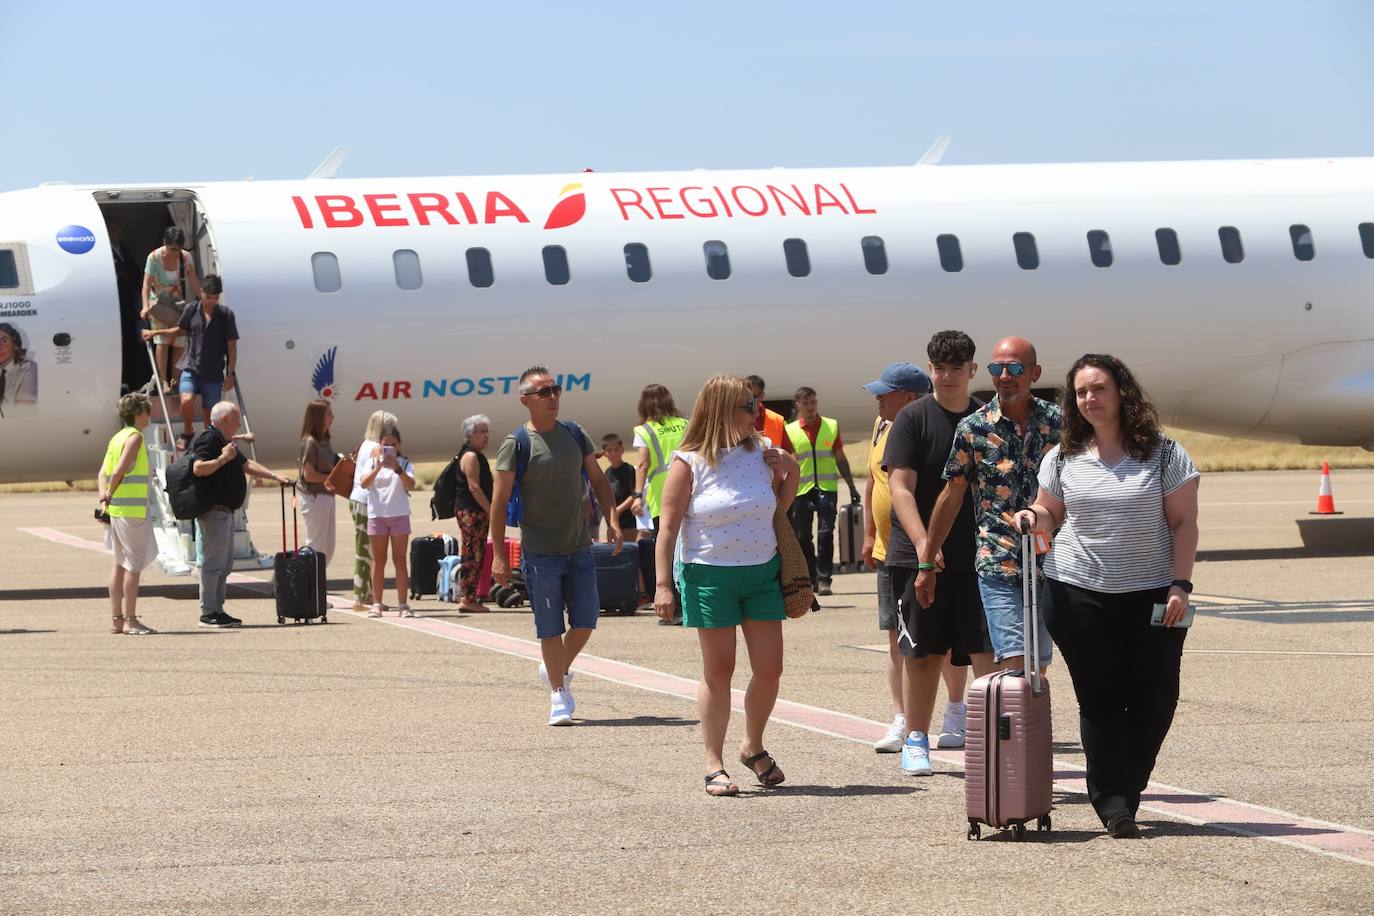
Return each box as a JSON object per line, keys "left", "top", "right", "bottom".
{"left": 680, "top": 554, "right": 786, "bottom": 629}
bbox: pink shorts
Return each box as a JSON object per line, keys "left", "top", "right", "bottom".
{"left": 367, "top": 515, "right": 412, "bottom": 537}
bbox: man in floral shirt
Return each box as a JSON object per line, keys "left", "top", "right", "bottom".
{"left": 915, "top": 336, "right": 1061, "bottom": 672}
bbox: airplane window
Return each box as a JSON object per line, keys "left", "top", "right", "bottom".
{"left": 936, "top": 234, "right": 962, "bottom": 273}
{"left": 1362, "top": 223, "right": 1374, "bottom": 259}
{"left": 542, "top": 246, "right": 571, "bottom": 286}
{"left": 1087, "top": 230, "right": 1113, "bottom": 268}
{"left": 0, "top": 250, "right": 17, "bottom": 288}
{"left": 1013, "top": 232, "right": 1039, "bottom": 270}
{"left": 1218, "top": 227, "right": 1244, "bottom": 264}
{"left": 703, "top": 240, "right": 731, "bottom": 280}
{"left": 1289, "top": 225, "right": 1315, "bottom": 261}
{"left": 1156, "top": 228, "right": 1181, "bottom": 265}
{"left": 783, "top": 238, "right": 810, "bottom": 278}
{"left": 393, "top": 249, "right": 423, "bottom": 290}
{"left": 861, "top": 236, "right": 888, "bottom": 275}
{"left": 624, "top": 243, "right": 652, "bottom": 283}
{"left": 310, "top": 252, "right": 341, "bottom": 293}
{"left": 466, "top": 248, "right": 494, "bottom": 288}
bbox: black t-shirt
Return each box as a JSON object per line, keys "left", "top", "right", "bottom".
{"left": 192, "top": 425, "right": 248, "bottom": 510}
{"left": 454, "top": 443, "right": 493, "bottom": 512}
{"left": 605, "top": 462, "right": 637, "bottom": 530}
{"left": 882, "top": 394, "right": 983, "bottom": 570}
{"left": 176, "top": 302, "right": 239, "bottom": 382}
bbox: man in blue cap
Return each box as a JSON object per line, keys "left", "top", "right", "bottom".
{"left": 881, "top": 331, "right": 997, "bottom": 775}
{"left": 860, "top": 361, "right": 934, "bottom": 752}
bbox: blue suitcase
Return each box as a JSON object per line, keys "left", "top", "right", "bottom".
{"left": 593, "top": 541, "right": 639, "bottom": 615}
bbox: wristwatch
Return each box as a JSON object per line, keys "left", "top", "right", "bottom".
{"left": 633, "top": 491, "right": 644, "bottom": 498}
{"left": 1170, "top": 579, "right": 1194, "bottom": 593}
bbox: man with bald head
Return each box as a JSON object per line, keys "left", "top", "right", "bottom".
{"left": 914, "top": 336, "right": 1060, "bottom": 674}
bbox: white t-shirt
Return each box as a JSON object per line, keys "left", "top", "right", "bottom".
{"left": 363, "top": 453, "right": 414, "bottom": 520}
{"left": 673, "top": 440, "right": 777, "bottom": 567}
{"left": 1039, "top": 438, "right": 1199, "bottom": 593}
{"left": 349, "top": 438, "right": 377, "bottom": 503}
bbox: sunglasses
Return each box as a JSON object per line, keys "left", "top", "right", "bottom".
{"left": 738, "top": 396, "right": 758, "bottom": 413}
{"left": 987, "top": 362, "right": 1027, "bottom": 378}
{"left": 523, "top": 384, "right": 562, "bottom": 399}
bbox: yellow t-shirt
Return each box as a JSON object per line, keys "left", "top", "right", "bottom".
{"left": 868, "top": 417, "right": 893, "bottom": 562}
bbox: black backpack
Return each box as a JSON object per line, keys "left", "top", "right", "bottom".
{"left": 165, "top": 449, "right": 209, "bottom": 520}
{"left": 429, "top": 454, "right": 462, "bottom": 520}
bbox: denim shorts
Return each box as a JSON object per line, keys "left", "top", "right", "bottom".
{"left": 522, "top": 547, "right": 600, "bottom": 639}
{"left": 977, "top": 574, "right": 1053, "bottom": 668}
{"left": 178, "top": 370, "right": 223, "bottom": 405}
{"left": 876, "top": 562, "right": 898, "bottom": 630}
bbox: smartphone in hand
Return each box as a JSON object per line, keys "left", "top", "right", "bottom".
{"left": 382, "top": 445, "right": 396, "bottom": 461}
{"left": 1150, "top": 603, "right": 1196, "bottom": 628}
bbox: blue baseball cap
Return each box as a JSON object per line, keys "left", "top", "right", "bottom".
{"left": 862, "top": 362, "right": 931, "bottom": 396}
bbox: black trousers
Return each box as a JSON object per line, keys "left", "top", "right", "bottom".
{"left": 789, "top": 489, "right": 837, "bottom": 585}
{"left": 1045, "top": 578, "right": 1187, "bottom": 826}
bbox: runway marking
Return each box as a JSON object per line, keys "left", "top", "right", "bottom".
{"left": 852, "top": 643, "right": 1374, "bottom": 659}
{"left": 19, "top": 524, "right": 1374, "bottom": 867}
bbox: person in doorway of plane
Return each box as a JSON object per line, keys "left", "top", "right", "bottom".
{"left": 0, "top": 322, "right": 37, "bottom": 417}
{"left": 141, "top": 227, "right": 199, "bottom": 395}
{"left": 142, "top": 274, "right": 237, "bottom": 451}
{"left": 785, "top": 386, "right": 858, "bottom": 598}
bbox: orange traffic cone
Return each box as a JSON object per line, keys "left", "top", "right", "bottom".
{"left": 1311, "top": 462, "right": 1343, "bottom": 515}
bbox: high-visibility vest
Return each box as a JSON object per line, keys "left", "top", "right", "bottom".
{"left": 786, "top": 416, "right": 839, "bottom": 495}
{"left": 759, "top": 408, "right": 788, "bottom": 451}
{"left": 634, "top": 415, "right": 688, "bottom": 519}
{"left": 101, "top": 426, "right": 149, "bottom": 518}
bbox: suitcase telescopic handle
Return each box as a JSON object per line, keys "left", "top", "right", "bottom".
{"left": 1021, "top": 528, "right": 1043, "bottom": 694}
{"left": 280, "top": 480, "right": 299, "bottom": 555}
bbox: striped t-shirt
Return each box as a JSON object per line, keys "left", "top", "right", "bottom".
{"left": 1038, "top": 439, "right": 1199, "bottom": 593}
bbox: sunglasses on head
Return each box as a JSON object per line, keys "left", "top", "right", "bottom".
{"left": 523, "top": 384, "right": 562, "bottom": 399}
{"left": 987, "top": 362, "right": 1027, "bottom": 378}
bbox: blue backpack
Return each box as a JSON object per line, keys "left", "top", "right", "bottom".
{"left": 506, "top": 420, "right": 591, "bottom": 526}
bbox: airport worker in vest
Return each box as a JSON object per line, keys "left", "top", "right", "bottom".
{"left": 631, "top": 383, "right": 688, "bottom": 626}
{"left": 490, "top": 366, "right": 623, "bottom": 726}
{"left": 786, "top": 386, "right": 858, "bottom": 597}
{"left": 745, "top": 375, "right": 793, "bottom": 455}
{"left": 97, "top": 393, "right": 158, "bottom": 635}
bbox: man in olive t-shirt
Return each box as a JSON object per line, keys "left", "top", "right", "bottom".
{"left": 490, "top": 365, "right": 623, "bottom": 726}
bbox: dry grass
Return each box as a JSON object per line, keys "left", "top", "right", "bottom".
{"left": 4, "top": 429, "right": 1370, "bottom": 495}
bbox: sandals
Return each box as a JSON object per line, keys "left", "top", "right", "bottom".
{"left": 739, "top": 750, "right": 786, "bottom": 787}
{"left": 367, "top": 604, "right": 384, "bottom": 618}
{"left": 111, "top": 616, "right": 125, "bottom": 634}
{"left": 704, "top": 770, "right": 739, "bottom": 797}
{"left": 397, "top": 605, "right": 414, "bottom": 618}
{"left": 123, "top": 618, "right": 156, "bottom": 635}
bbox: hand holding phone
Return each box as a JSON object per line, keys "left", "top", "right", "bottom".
{"left": 1150, "top": 602, "right": 1195, "bottom": 628}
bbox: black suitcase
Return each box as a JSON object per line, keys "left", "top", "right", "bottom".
{"left": 836, "top": 502, "right": 864, "bottom": 573}
{"left": 274, "top": 484, "right": 327, "bottom": 624}
{"left": 409, "top": 535, "right": 454, "bottom": 599}
{"left": 593, "top": 541, "right": 639, "bottom": 615}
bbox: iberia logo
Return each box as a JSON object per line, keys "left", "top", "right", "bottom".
{"left": 543, "top": 183, "right": 586, "bottom": 230}
{"left": 312, "top": 346, "right": 339, "bottom": 400}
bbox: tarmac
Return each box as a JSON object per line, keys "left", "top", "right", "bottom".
{"left": 2, "top": 468, "right": 1372, "bottom": 914}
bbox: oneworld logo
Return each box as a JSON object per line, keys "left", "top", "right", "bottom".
{"left": 56, "top": 225, "right": 97, "bottom": 255}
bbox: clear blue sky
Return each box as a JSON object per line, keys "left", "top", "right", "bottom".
{"left": 5, "top": 0, "right": 1371, "bottom": 190}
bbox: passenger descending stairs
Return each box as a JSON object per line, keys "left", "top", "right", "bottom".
{"left": 144, "top": 345, "right": 272, "bottom": 576}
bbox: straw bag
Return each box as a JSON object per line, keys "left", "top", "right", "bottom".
{"left": 773, "top": 504, "right": 814, "bottom": 618}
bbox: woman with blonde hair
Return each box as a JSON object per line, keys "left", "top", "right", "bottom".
{"left": 97, "top": 393, "right": 157, "bottom": 634}
{"left": 655, "top": 374, "right": 801, "bottom": 796}
{"left": 348, "top": 410, "right": 398, "bottom": 609}
{"left": 297, "top": 399, "right": 338, "bottom": 561}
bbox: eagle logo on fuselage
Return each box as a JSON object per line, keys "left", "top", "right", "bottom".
{"left": 312, "top": 346, "right": 338, "bottom": 400}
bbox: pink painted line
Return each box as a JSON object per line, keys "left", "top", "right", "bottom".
{"left": 18, "top": 524, "right": 1374, "bottom": 867}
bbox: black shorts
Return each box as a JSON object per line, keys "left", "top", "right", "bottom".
{"left": 889, "top": 565, "right": 993, "bottom": 663}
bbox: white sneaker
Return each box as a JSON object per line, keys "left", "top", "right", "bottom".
{"left": 936, "top": 701, "right": 967, "bottom": 749}
{"left": 548, "top": 689, "right": 573, "bottom": 726}
{"left": 901, "top": 732, "right": 933, "bottom": 776}
{"left": 873, "top": 716, "right": 907, "bottom": 753}
{"left": 539, "top": 664, "right": 575, "bottom": 716}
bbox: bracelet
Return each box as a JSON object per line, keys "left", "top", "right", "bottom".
{"left": 917, "top": 562, "right": 938, "bottom": 571}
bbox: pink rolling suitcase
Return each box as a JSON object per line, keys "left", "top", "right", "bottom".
{"left": 965, "top": 529, "right": 1053, "bottom": 840}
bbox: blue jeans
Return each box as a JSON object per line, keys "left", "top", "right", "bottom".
{"left": 179, "top": 370, "right": 223, "bottom": 405}
{"left": 977, "top": 574, "right": 1053, "bottom": 668}
{"left": 522, "top": 547, "right": 600, "bottom": 639}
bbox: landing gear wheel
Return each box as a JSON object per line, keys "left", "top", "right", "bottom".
{"left": 1037, "top": 815, "right": 1051, "bottom": 832}
{"left": 967, "top": 821, "right": 981, "bottom": 841}
{"left": 1012, "top": 824, "right": 1027, "bottom": 841}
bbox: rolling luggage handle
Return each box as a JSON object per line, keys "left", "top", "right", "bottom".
{"left": 280, "top": 480, "right": 298, "bottom": 557}
{"left": 1019, "top": 518, "right": 1043, "bottom": 695}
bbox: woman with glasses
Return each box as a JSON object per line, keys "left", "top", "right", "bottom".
{"left": 97, "top": 393, "right": 158, "bottom": 634}
{"left": 654, "top": 374, "right": 801, "bottom": 796}
{"left": 140, "top": 227, "right": 200, "bottom": 394}
{"left": 1015, "top": 353, "right": 1200, "bottom": 838}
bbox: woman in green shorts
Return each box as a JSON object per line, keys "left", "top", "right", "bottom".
{"left": 654, "top": 374, "right": 801, "bottom": 796}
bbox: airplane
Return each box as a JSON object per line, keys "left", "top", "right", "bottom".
{"left": 2, "top": 153, "right": 1372, "bottom": 489}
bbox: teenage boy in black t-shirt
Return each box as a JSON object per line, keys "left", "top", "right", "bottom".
{"left": 601, "top": 433, "right": 638, "bottom": 541}
{"left": 882, "top": 330, "right": 996, "bottom": 777}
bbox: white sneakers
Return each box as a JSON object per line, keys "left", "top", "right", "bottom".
{"left": 873, "top": 715, "right": 907, "bottom": 753}
{"left": 935, "top": 701, "right": 968, "bottom": 749}
{"left": 540, "top": 663, "right": 576, "bottom": 723}
{"left": 548, "top": 689, "right": 573, "bottom": 726}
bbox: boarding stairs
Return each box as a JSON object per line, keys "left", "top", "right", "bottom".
{"left": 143, "top": 344, "right": 272, "bottom": 576}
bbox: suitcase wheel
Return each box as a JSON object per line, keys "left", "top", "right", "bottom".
{"left": 967, "top": 821, "right": 981, "bottom": 841}
{"left": 277, "top": 616, "right": 285, "bottom": 625}
{"left": 1012, "top": 824, "right": 1027, "bottom": 841}
{"left": 1037, "top": 814, "right": 1051, "bottom": 832}
{"left": 320, "top": 615, "right": 327, "bottom": 624}
{"left": 621, "top": 601, "right": 636, "bottom": 616}
{"left": 498, "top": 590, "right": 523, "bottom": 609}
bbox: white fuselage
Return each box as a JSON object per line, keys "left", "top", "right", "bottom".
{"left": 0, "top": 157, "right": 1371, "bottom": 483}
